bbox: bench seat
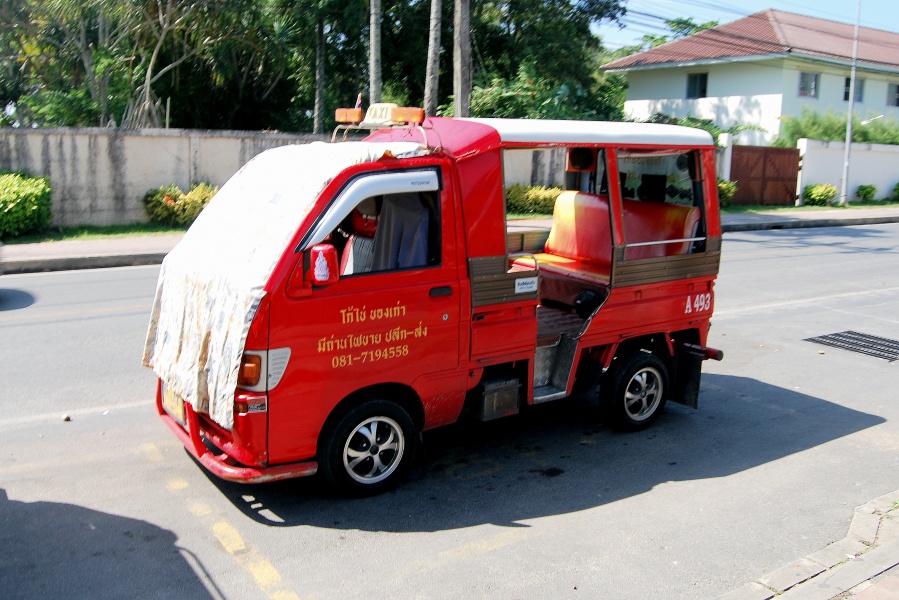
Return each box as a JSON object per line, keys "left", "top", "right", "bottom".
{"left": 510, "top": 190, "right": 701, "bottom": 304}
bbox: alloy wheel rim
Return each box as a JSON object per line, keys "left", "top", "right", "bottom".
{"left": 624, "top": 367, "right": 663, "bottom": 421}
{"left": 343, "top": 416, "right": 405, "bottom": 484}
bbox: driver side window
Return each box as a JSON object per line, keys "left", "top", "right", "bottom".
{"left": 331, "top": 191, "right": 441, "bottom": 277}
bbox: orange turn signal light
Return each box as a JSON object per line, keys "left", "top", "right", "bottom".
{"left": 335, "top": 108, "right": 364, "bottom": 124}
{"left": 391, "top": 106, "right": 425, "bottom": 125}
{"left": 238, "top": 354, "right": 262, "bottom": 387}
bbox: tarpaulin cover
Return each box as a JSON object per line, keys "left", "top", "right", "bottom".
{"left": 142, "top": 141, "right": 427, "bottom": 429}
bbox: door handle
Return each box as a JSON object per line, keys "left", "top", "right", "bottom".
{"left": 429, "top": 286, "right": 453, "bottom": 297}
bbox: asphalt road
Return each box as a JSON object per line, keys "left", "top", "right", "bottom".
{"left": 1, "top": 224, "right": 899, "bottom": 599}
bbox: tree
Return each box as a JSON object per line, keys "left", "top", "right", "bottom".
{"left": 0, "top": 0, "right": 132, "bottom": 126}
{"left": 453, "top": 0, "right": 470, "bottom": 117}
{"left": 474, "top": 0, "right": 625, "bottom": 88}
{"left": 646, "top": 112, "right": 764, "bottom": 146}
{"left": 1, "top": 0, "right": 630, "bottom": 131}
{"left": 443, "top": 61, "right": 622, "bottom": 120}
{"left": 637, "top": 17, "right": 718, "bottom": 51}
{"left": 423, "top": 0, "right": 441, "bottom": 116}
{"left": 369, "top": 0, "right": 382, "bottom": 103}
{"left": 774, "top": 109, "right": 899, "bottom": 148}
{"left": 314, "top": 18, "right": 325, "bottom": 134}
{"left": 122, "top": 1, "right": 239, "bottom": 128}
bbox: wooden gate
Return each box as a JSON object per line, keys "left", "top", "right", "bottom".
{"left": 729, "top": 146, "right": 800, "bottom": 205}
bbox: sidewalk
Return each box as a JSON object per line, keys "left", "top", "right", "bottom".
{"left": 720, "top": 490, "right": 899, "bottom": 600}
{"left": 9, "top": 206, "right": 899, "bottom": 275}
{"left": 2, "top": 233, "right": 183, "bottom": 275}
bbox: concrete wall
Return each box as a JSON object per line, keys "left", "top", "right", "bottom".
{"left": 0, "top": 128, "right": 326, "bottom": 226}
{"left": 502, "top": 148, "right": 566, "bottom": 187}
{"left": 797, "top": 138, "right": 899, "bottom": 203}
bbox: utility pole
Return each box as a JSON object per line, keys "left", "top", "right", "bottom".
{"left": 839, "top": 0, "right": 861, "bottom": 205}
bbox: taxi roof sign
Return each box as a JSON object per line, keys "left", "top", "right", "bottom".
{"left": 333, "top": 103, "right": 426, "bottom": 142}
{"left": 335, "top": 103, "right": 424, "bottom": 127}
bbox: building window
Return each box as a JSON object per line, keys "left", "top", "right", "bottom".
{"left": 844, "top": 77, "right": 864, "bottom": 102}
{"left": 799, "top": 72, "right": 819, "bottom": 98}
{"left": 687, "top": 73, "right": 708, "bottom": 99}
{"left": 888, "top": 84, "right": 899, "bottom": 107}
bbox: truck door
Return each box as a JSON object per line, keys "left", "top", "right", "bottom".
{"left": 267, "top": 165, "right": 465, "bottom": 462}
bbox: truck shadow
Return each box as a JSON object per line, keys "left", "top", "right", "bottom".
{"left": 0, "top": 288, "right": 36, "bottom": 311}
{"left": 207, "top": 373, "right": 884, "bottom": 532}
{"left": 0, "top": 489, "right": 217, "bottom": 600}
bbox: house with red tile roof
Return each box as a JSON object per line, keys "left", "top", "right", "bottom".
{"left": 603, "top": 9, "right": 899, "bottom": 145}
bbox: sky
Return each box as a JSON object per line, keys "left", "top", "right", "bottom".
{"left": 595, "top": 0, "right": 897, "bottom": 51}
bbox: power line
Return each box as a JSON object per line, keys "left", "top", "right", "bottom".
{"left": 600, "top": 0, "right": 890, "bottom": 50}
{"left": 600, "top": 5, "right": 899, "bottom": 62}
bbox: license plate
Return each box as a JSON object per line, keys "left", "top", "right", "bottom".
{"left": 162, "top": 386, "right": 186, "bottom": 427}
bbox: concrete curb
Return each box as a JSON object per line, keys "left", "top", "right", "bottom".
{"left": 3, "top": 253, "right": 169, "bottom": 275}
{"left": 719, "top": 491, "right": 899, "bottom": 600}
{"left": 721, "top": 215, "right": 899, "bottom": 232}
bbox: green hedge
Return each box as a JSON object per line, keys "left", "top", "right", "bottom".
{"left": 0, "top": 172, "right": 52, "bottom": 239}
{"left": 855, "top": 184, "right": 876, "bottom": 201}
{"left": 143, "top": 182, "right": 218, "bottom": 227}
{"left": 506, "top": 184, "right": 563, "bottom": 214}
{"left": 802, "top": 183, "right": 838, "bottom": 206}
{"left": 717, "top": 179, "right": 738, "bottom": 208}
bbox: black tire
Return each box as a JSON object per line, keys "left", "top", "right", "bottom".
{"left": 601, "top": 351, "right": 669, "bottom": 431}
{"left": 320, "top": 399, "right": 417, "bottom": 495}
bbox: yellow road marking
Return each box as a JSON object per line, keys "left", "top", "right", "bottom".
{"left": 141, "top": 442, "right": 166, "bottom": 463}
{"left": 212, "top": 521, "right": 248, "bottom": 554}
{"left": 166, "top": 478, "right": 189, "bottom": 491}
{"left": 187, "top": 499, "right": 212, "bottom": 517}
{"left": 436, "top": 529, "right": 522, "bottom": 560}
{"left": 212, "top": 520, "right": 301, "bottom": 600}
{"left": 143, "top": 412, "right": 304, "bottom": 599}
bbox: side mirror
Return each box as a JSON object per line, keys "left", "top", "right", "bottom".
{"left": 308, "top": 244, "right": 340, "bottom": 286}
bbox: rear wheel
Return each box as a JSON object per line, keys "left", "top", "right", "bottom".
{"left": 602, "top": 351, "right": 668, "bottom": 431}
{"left": 320, "top": 399, "right": 416, "bottom": 495}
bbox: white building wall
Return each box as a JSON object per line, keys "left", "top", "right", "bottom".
{"left": 621, "top": 58, "right": 899, "bottom": 146}
{"left": 623, "top": 62, "right": 785, "bottom": 145}
{"left": 781, "top": 63, "right": 899, "bottom": 125}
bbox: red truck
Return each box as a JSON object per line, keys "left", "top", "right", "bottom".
{"left": 143, "top": 105, "right": 723, "bottom": 494}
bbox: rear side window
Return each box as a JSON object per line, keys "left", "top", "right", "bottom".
{"left": 615, "top": 149, "right": 707, "bottom": 259}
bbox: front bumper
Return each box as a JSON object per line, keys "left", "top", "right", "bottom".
{"left": 156, "top": 390, "right": 317, "bottom": 484}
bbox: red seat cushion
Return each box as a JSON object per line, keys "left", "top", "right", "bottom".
{"left": 621, "top": 199, "right": 700, "bottom": 260}
{"left": 543, "top": 191, "right": 612, "bottom": 268}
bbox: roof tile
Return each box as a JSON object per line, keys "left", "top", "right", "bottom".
{"left": 604, "top": 9, "right": 899, "bottom": 71}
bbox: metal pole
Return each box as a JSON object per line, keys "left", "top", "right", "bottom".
{"left": 839, "top": 0, "right": 861, "bottom": 205}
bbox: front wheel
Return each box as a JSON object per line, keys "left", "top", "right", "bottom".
{"left": 602, "top": 351, "right": 668, "bottom": 431}
{"left": 320, "top": 399, "right": 416, "bottom": 495}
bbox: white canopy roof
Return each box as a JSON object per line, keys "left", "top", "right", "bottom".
{"left": 467, "top": 118, "right": 715, "bottom": 148}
